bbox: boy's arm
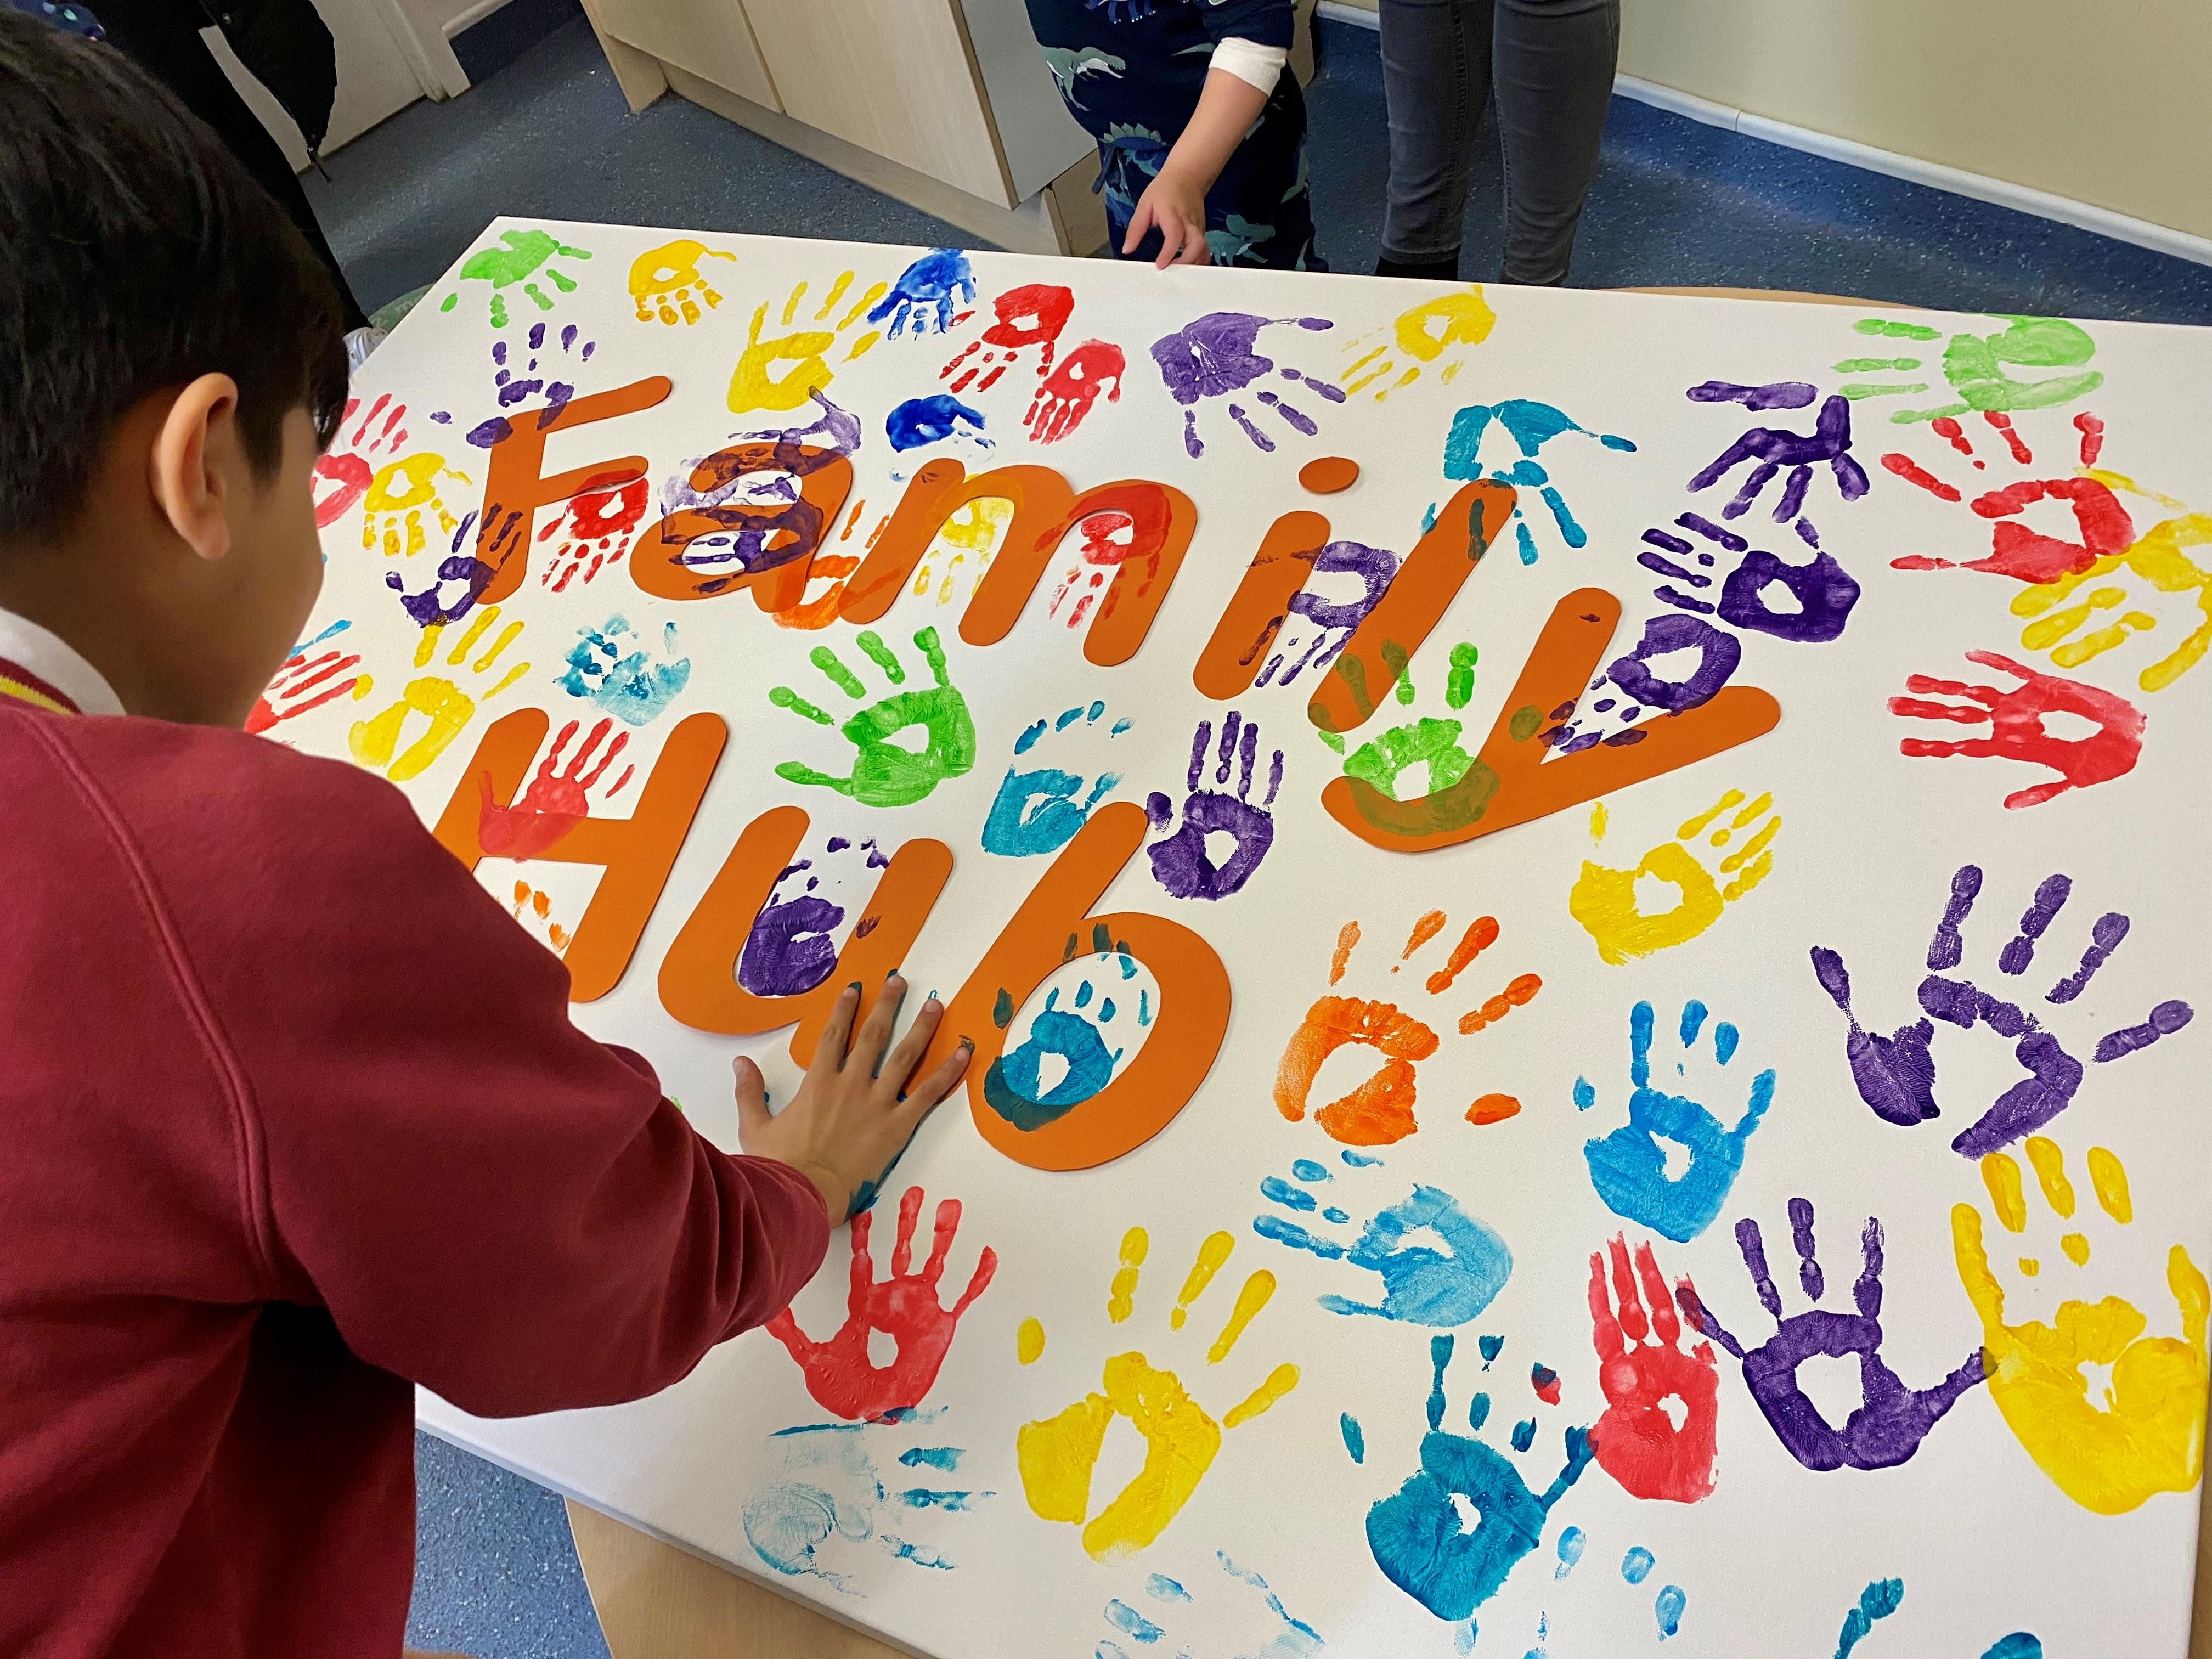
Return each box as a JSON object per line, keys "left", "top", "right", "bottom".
{"left": 176, "top": 743, "right": 954, "bottom": 1417}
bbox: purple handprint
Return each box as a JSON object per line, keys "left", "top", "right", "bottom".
{"left": 1149, "top": 312, "right": 1345, "bottom": 458}
{"left": 1251, "top": 540, "right": 1402, "bottom": 690}
{"left": 737, "top": 840, "right": 889, "bottom": 996}
{"left": 1685, "top": 381, "right": 1870, "bottom": 544}
{"left": 1146, "top": 710, "right": 1283, "bottom": 900}
{"left": 1637, "top": 511, "right": 1861, "bottom": 645}
{"left": 1810, "top": 866, "right": 2193, "bottom": 1157}
{"left": 1678, "top": 1199, "right": 1984, "bottom": 1472}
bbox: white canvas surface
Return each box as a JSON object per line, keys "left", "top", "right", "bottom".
{"left": 285, "top": 219, "right": 2212, "bottom": 1658}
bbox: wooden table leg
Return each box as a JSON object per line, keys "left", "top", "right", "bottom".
{"left": 567, "top": 1500, "right": 910, "bottom": 1659}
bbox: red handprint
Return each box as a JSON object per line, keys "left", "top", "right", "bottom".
{"left": 1890, "top": 649, "right": 2145, "bottom": 809}
{"left": 1024, "top": 340, "right": 1125, "bottom": 445}
{"left": 940, "top": 283, "right": 1075, "bottom": 393}
{"left": 767, "top": 1186, "right": 997, "bottom": 1422}
{"left": 539, "top": 473, "right": 651, "bottom": 591}
{"left": 1588, "top": 1235, "right": 1718, "bottom": 1503}
{"left": 476, "top": 715, "right": 635, "bottom": 859}
{"left": 1884, "top": 410, "right": 2132, "bottom": 583}
{"left": 312, "top": 394, "right": 414, "bottom": 528}
{"left": 245, "top": 635, "right": 371, "bottom": 734}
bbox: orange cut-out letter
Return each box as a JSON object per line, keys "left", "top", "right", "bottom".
{"left": 431, "top": 706, "right": 724, "bottom": 1001}
{"left": 1321, "top": 589, "right": 1781, "bottom": 851}
{"left": 629, "top": 441, "right": 855, "bottom": 610}
{"left": 1192, "top": 510, "right": 1331, "bottom": 700}
{"left": 913, "top": 802, "right": 1231, "bottom": 1172}
{"left": 472, "top": 376, "right": 671, "bottom": 605}
{"left": 658, "top": 804, "right": 952, "bottom": 1065}
{"left": 840, "top": 460, "right": 1074, "bottom": 623}
{"left": 967, "top": 481, "right": 1198, "bottom": 666}
{"left": 1308, "top": 481, "right": 1517, "bottom": 737}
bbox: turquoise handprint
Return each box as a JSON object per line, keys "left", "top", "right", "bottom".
{"left": 769, "top": 627, "right": 976, "bottom": 808}
{"left": 1581, "top": 1000, "right": 1774, "bottom": 1243}
{"left": 979, "top": 701, "right": 1128, "bottom": 857}
{"left": 1254, "top": 1152, "right": 1512, "bottom": 1325}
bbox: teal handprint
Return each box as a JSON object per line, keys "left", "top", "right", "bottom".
{"left": 770, "top": 627, "right": 977, "bottom": 808}
{"left": 1581, "top": 999, "right": 1774, "bottom": 1243}
{"left": 1833, "top": 314, "right": 2102, "bottom": 425}
{"left": 1254, "top": 1152, "right": 1512, "bottom": 1326}
{"left": 440, "top": 228, "right": 594, "bottom": 329}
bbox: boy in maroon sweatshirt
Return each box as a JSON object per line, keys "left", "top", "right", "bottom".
{"left": 0, "top": 15, "right": 973, "bottom": 1655}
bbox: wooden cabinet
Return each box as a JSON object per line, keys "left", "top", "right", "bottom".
{"left": 587, "top": 0, "right": 778, "bottom": 109}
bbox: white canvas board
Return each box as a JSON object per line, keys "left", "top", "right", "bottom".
{"left": 282, "top": 218, "right": 2212, "bottom": 1658}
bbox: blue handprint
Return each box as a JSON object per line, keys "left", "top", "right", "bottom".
{"left": 1350, "top": 1334, "right": 1594, "bottom": 1624}
{"left": 1254, "top": 1153, "right": 1511, "bottom": 1325}
{"left": 1441, "top": 398, "right": 1636, "bottom": 566}
{"left": 1094, "top": 1554, "right": 1323, "bottom": 1659}
{"left": 885, "top": 394, "right": 990, "bottom": 454}
{"left": 1581, "top": 1000, "right": 1774, "bottom": 1243}
{"left": 980, "top": 956, "right": 1142, "bottom": 1132}
{"left": 868, "top": 249, "right": 976, "bottom": 339}
{"left": 554, "top": 613, "right": 691, "bottom": 726}
{"left": 980, "top": 702, "right": 1127, "bottom": 857}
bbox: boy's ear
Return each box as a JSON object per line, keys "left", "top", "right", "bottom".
{"left": 148, "top": 373, "right": 245, "bottom": 564}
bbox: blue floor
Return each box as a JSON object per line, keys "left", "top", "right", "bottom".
{"left": 371, "top": 14, "right": 2212, "bottom": 1652}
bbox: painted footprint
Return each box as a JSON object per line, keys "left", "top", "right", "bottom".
{"left": 1146, "top": 710, "right": 1283, "bottom": 901}
{"left": 1016, "top": 1226, "right": 1299, "bottom": 1560}
{"left": 1683, "top": 1198, "right": 1984, "bottom": 1472}
{"left": 769, "top": 1184, "right": 997, "bottom": 1422}
{"left": 1274, "top": 910, "right": 1541, "bottom": 1146}
{"left": 1093, "top": 1552, "right": 1325, "bottom": 1659}
{"left": 439, "top": 225, "right": 592, "bottom": 329}
{"left": 361, "top": 452, "right": 472, "bottom": 560}
{"left": 1253, "top": 1151, "right": 1511, "bottom": 1327}
{"left": 1954, "top": 1138, "right": 2208, "bottom": 1513}
{"left": 1337, "top": 287, "right": 1496, "bottom": 400}
{"left": 983, "top": 953, "right": 1148, "bottom": 1132}
{"left": 1568, "top": 791, "right": 1779, "bottom": 964}
{"left": 980, "top": 700, "right": 1129, "bottom": 857}
{"left": 728, "top": 270, "right": 890, "bottom": 414}
{"left": 555, "top": 613, "right": 690, "bottom": 726}
{"left": 1440, "top": 397, "right": 1635, "bottom": 566}
{"left": 1580, "top": 1000, "right": 1773, "bottom": 1243}
{"left": 347, "top": 607, "right": 528, "bottom": 783}
{"left": 628, "top": 237, "right": 736, "bottom": 325}
{"left": 769, "top": 627, "right": 977, "bottom": 808}
{"left": 744, "top": 1420, "right": 989, "bottom": 1589}
{"left": 1346, "top": 1334, "right": 1594, "bottom": 1627}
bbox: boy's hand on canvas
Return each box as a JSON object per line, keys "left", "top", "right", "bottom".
{"left": 734, "top": 977, "right": 972, "bottom": 1225}
{"left": 1126, "top": 168, "right": 1212, "bottom": 269}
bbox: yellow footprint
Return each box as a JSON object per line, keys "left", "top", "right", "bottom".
{"left": 1338, "top": 287, "right": 1496, "bottom": 400}
{"left": 629, "top": 238, "right": 738, "bottom": 326}
{"left": 1954, "top": 1139, "right": 2209, "bottom": 1515}
{"left": 1568, "top": 791, "right": 1779, "bottom": 964}
{"left": 727, "top": 270, "right": 890, "bottom": 414}
{"left": 348, "top": 608, "right": 529, "bottom": 783}
{"left": 1017, "top": 1227, "right": 1299, "bottom": 1560}
{"left": 362, "top": 453, "right": 472, "bottom": 559}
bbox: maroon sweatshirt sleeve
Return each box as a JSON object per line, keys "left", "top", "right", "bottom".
{"left": 77, "top": 719, "right": 830, "bottom": 1418}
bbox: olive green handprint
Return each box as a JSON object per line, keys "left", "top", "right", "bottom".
{"left": 439, "top": 228, "right": 594, "bottom": 329}
{"left": 1834, "top": 314, "right": 2102, "bottom": 425}
{"left": 771, "top": 627, "right": 977, "bottom": 808}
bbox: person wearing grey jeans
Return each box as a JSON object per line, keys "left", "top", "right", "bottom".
{"left": 1376, "top": 0, "right": 1620, "bottom": 286}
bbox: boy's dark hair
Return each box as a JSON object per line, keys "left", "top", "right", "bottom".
{"left": 0, "top": 10, "right": 349, "bottom": 542}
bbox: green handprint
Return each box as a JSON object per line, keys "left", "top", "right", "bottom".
{"left": 439, "top": 228, "right": 594, "bottom": 329}
{"left": 1319, "top": 639, "right": 1479, "bottom": 790}
{"left": 1833, "top": 314, "right": 2102, "bottom": 425}
{"left": 770, "top": 627, "right": 977, "bottom": 808}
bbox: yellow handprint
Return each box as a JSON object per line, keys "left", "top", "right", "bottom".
{"left": 1954, "top": 1139, "right": 2209, "bottom": 1515}
{"left": 910, "top": 497, "right": 1012, "bottom": 605}
{"left": 727, "top": 270, "right": 890, "bottom": 414}
{"left": 347, "top": 608, "right": 529, "bottom": 783}
{"left": 1017, "top": 1227, "right": 1299, "bottom": 1561}
{"left": 1567, "top": 791, "right": 1779, "bottom": 964}
{"left": 2010, "top": 469, "right": 2212, "bottom": 694}
{"left": 629, "top": 238, "right": 737, "bottom": 326}
{"left": 1339, "top": 287, "right": 1497, "bottom": 400}
{"left": 362, "top": 453, "right": 472, "bottom": 559}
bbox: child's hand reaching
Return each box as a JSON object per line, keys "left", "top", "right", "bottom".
{"left": 735, "top": 976, "right": 972, "bottom": 1224}
{"left": 1126, "top": 166, "right": 1212, "bottom": 269}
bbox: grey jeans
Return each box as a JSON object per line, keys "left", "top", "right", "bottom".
{"left": 1378, "top": 0, "right": 1621, "bottom": 285}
